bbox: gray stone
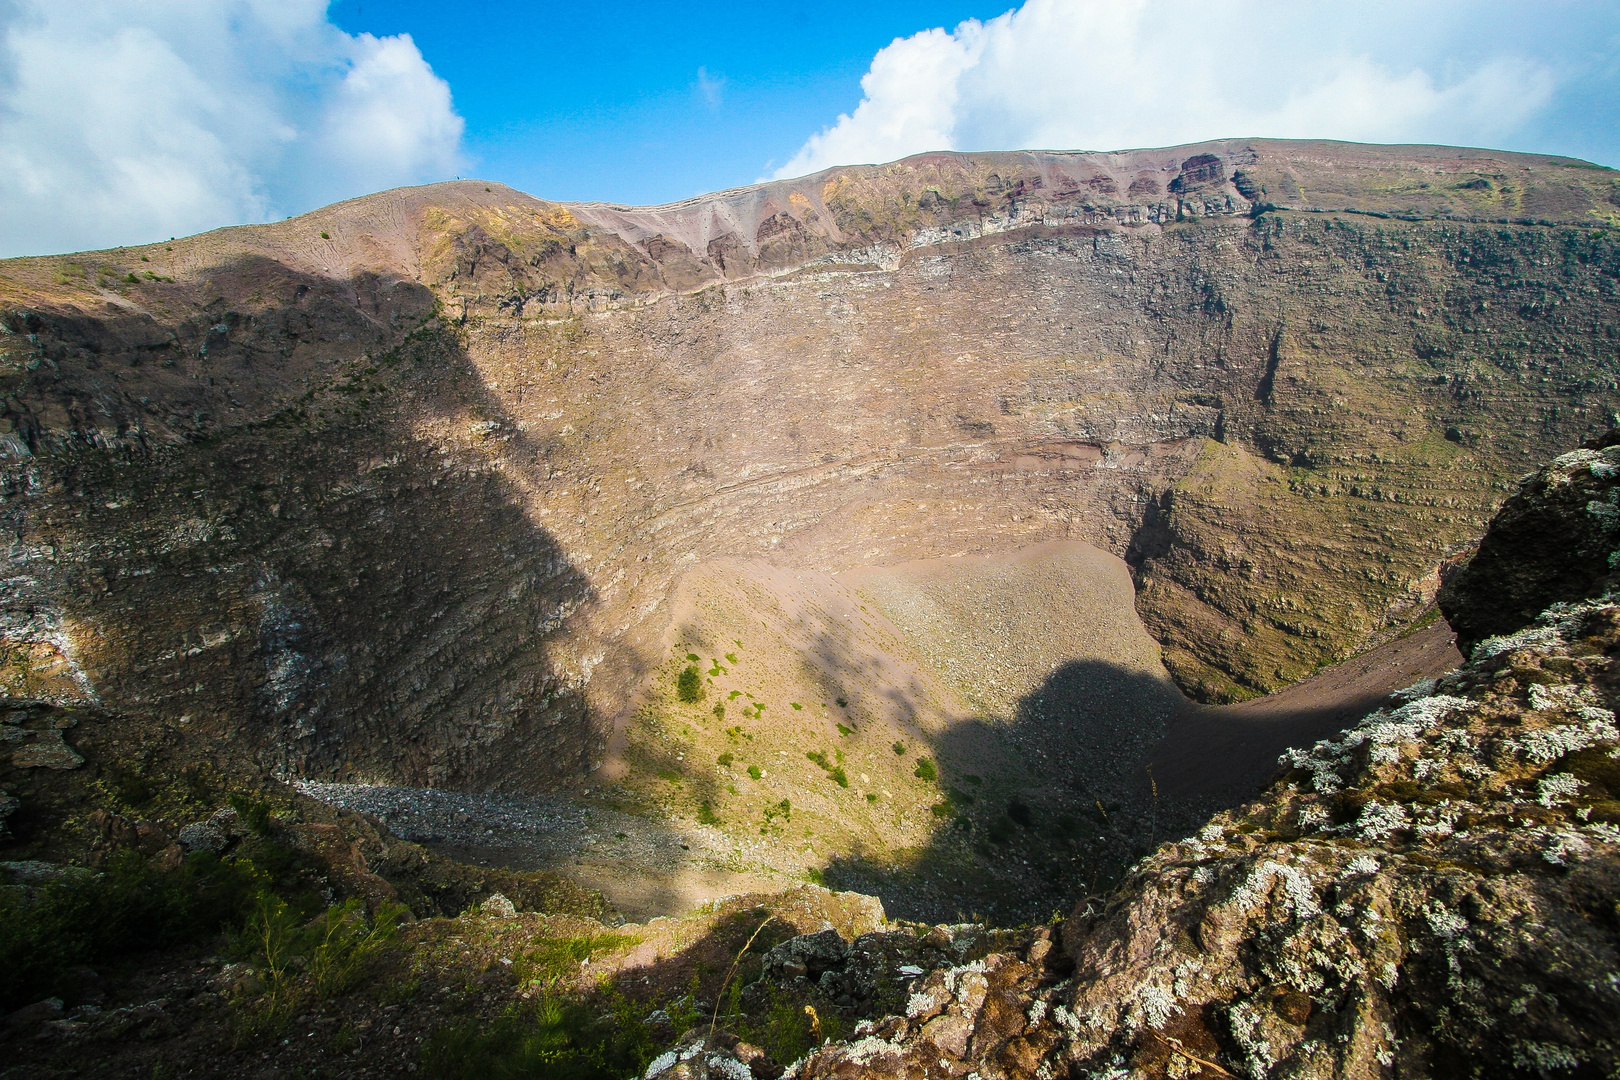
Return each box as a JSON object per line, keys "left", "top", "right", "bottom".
{"left": 761, "top": 929, "right": 848, "bottom": 982}
{"left": 6, "top": 998, "right": 63, "bottom": 1027}
{"left": 480, "top": 891, "right": 517, "bottom": 918}
{"left": 10, "top": 728, "right": 82, "bottom": 769}
{"left": 176, "top": 820, "right": 226, "bottom": 853}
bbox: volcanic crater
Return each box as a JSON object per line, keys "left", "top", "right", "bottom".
{"left": 2, "top": 138, "right": 1619, "bottom": 923}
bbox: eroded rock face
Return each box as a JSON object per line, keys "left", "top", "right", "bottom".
{"left": 769, "top": 439, "right": 1620, "bottom": 1079}
{"left": 1440, "top": 435, "right": 1620, "bottom": 653}
{"left": 0, "top": 140, "right": 1616, "bottom": 797}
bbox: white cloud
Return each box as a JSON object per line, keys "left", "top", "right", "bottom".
{"left": 0, "top": 0, "right": 464, "bottom": 257}
{"left": 771, "top": 0, "right": 1560, "bottom": 179}
{"left": 696, "top": 66, "right": 725, "bottom": 108}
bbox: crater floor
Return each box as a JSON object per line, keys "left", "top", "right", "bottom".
{"left": 302, "top": 542, "right": 1461, "bottom": 921}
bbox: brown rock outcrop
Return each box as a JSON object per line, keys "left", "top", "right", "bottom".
{"left": 783, "top": 435, "right": 1620, "bottom": 1079}
{"left": 1440, "top": 436, "right": 1620, "bottom": 653}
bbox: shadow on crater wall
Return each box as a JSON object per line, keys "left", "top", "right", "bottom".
{"left": 0, "top": 262, "right": 602, "bottom": 793}
{"left": 823, "top": 622, "right": 1461, "bottom": 923}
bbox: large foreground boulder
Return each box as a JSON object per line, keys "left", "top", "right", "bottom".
{"left": 1439, "top": 431, "right": 1620, "bottom": 654}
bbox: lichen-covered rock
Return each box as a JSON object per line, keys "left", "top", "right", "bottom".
{"left": 479, "top": 891, "right": 517, "bottom": 919}
{"left": 761, "top": 929, "right": 849, "bottom": 984}
{"left": 175, "top": 807, "right": 241, "bottom": 853}
{"left": 8, "top": 728, "right": 82, "bottom": 770}
{"left": 1440, "top": 433, "right": 1620, "bottom": 653}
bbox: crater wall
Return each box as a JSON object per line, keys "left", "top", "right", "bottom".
{"left": 0, "top": 139, "right": 1615, "bottom": 793}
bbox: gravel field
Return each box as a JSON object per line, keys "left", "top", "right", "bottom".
{"left": 293, "top": 780, "right": 680, "bottom": 861}
{"left": 292, "top": 780, "right": 792, "bottom": 919}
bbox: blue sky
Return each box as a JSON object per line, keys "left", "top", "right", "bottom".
{"left": 327, "top": 0, "right": 1004, "bottom": 205}
{"left": 327, "top": 0, "right": 1620, "bottom": 207}
{"left": 1, "top": 1, "right": 1617, "bottom": 256}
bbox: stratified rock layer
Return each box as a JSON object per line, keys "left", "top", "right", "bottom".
{"left": 0, "top": 139, "right": 1616, "bottom": 797}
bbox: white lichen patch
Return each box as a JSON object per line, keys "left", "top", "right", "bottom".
{"left": 1230, "top": 860, "right": 1320, "bottom": 917}
{"left": 1512, "top": 716, "right": 1620, "bottom": 763}
{"left": 1297, "top": 803, "right": 1331, "bottom": 832}
{"left": 708, "top": 1055, "right": 753, "bottom": 1080}
{"left": 1391, "top": 677, "right": 1439, "bottom": 703}
{"left": 840, "top": 1036, "right": 905, "bottom": 1066}
{"left": 1226, "top": 1000, "right": 1277, "bottom": 1078}
{"left": 1283, "top": 694, "right": 1471, "bottom": 791}
{"left": 1343, "top": 854, "right": 1381, "bottom": 876}
{"left": 907, "top": 984, "right": 950, "bottom": 1019}
{"left": 1357, "top": 801, "right": 1409, "bottom": 842}
{"left": 1541, "top": 829, "right": 1591, "bottom": 866}
{"left": 1536, "top": 773, "right": 1583, "bottom": 808}
{"left": 1528, "top": 683, "right": 1588, "bottom": 711}
{"left": 1415, "top": 800, "right": 1464, "bottom": 838}
{"left": 1424, "top": 902, "right": 1469, "bottom": 940}
{"left": 1128, "top": 984, "right": 1177, "bottom": 1030}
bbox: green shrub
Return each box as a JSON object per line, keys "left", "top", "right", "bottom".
{"left": 231, "top": 893, "right": 406, "bottom": 1041}
{"left": 835, "top": 697, "right": 848, "bottom": 708}
{"left": 712, "top": 703, "right": 726, "bottom": 721}
{"left": 836, "top": 724, "right": 854, "bottom": 736}
{"left": 828, "top": 767, "right": 849, "bottom": 788}
{"left": 103, "top": 764, "right": 159, "bottom": 810}
{"left": 307, "top": 900, "right": 404, "bottom": 996}
{"left": 515, "top": 933, "right": 637, "bottom": 988}
{"left": 422, "top": 993, "right": 656, "bottom": 1080}
{"left": 735, "top": 984, "right": 844, "bottom": 1066}
{"left": 790, "top": 702, "right": 802, "bottom": 710}
{"left": 229, "top": 792, "right": 275, "bottom": 836}
{"left": 0, "top": 850, "right": 266, "bottom": 1011}
{"left": 747, "top": 765, "right": 762, "bottom": 780}
{"left": 913, "top": 757, "right": 938, "bottom": 782}
{"left": 716, "top": 752, "right": 733, "bottom": 767}
{"left": 892, "top": 742, "right": 906, "bottom": 755}
{"left": 697, "top": 802, "right": 720, "bottom": 825}
{"left": 676, "top": 665, "right": 704, "bottom": 703}
{"left": 866, "top": 793, "right": 879, "bottom": 803}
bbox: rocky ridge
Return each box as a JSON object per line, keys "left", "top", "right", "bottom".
{"left": 658, "top": 440, "right": 1620, "bottom": 1079}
